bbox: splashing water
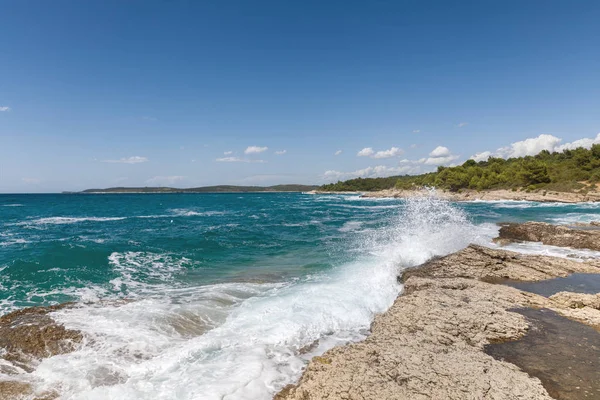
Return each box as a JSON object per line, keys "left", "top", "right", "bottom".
{"left": 1, "top": 192, "right": 598, "bottom": 399}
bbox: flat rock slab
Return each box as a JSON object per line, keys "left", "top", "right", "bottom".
{"left": 497, "top": 222, "right": 600, "bottom": 251}
{"left": 401, "top": 244, "right": 600, "bottom": 282}
{"left": 485, "top": 308, "right": 600, "bottom": 400}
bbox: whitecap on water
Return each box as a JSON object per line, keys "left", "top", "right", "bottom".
{"left": 20, "top": 194, "right": 498, "bottom": 399}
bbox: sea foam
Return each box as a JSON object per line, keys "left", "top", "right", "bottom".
{"left": 22, "top": 195, "right": 488, "bottom": 399}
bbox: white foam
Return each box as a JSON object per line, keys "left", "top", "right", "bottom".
{"left": 20, "top": 194, "right": 487, "bottom": 399}
{"left": 18, "top": 216, "right": 127, "bottom": 226}
{"left": 0, "top": 238, "right": 30, "bottom": 247}
{"left": 338, "top": 221, "right": 364, "bottom": 232}
{"left": 168, "top": 209, "right": 226, "bottom": 217}
{"left": 2, "top": 203, "right": 23, "bottom": 207}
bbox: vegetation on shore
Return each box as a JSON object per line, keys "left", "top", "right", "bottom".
{"left": 321, "top": 145, "right": 600, "bottom": 193}
{"left": 74, "top": 184, "right": 318, "bottom": 194}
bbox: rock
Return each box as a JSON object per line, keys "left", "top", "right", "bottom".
{"left": 401, "top": 244, "right": 600, "bottom": 282}
{"left": 276, "top": 277, "right": 553, "bottom": 400}
{"left": 496, "top": 221, "right": 600, "bottom": 251}
{"left": 275, "top": 246, "right": 600, "bottom": 400}
{"left": 0, "top": 303, "right": 82, "bottom": 373}
{"left": 549, "top": 292, "right": 600, "bottom": 310}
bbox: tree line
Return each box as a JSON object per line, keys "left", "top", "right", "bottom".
{"left": 321, "top": 145, "right": 600, "bottom": 193}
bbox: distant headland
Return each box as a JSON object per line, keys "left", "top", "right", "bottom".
{"left": 65, "top": 184, "right": 319, "bottom": 194}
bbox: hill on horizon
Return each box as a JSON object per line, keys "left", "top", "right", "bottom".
{"left": 74, "top": 184, "right": 319, "bottom": 194}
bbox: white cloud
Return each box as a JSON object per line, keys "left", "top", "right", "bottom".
{"left": 373, "top": 147, "right": 404, "bottom": 159}
{"left": 275, "top": 150, "right": 287, "bottom": 155}
{"left": 419, "top": 155, "right": 460, "bottom": 165}
{"left": 418, "top": 146, "right": 459, "bottom": 165}
{"left": 358, "top": 146, "right": 404, "bottom": 159}
{"left": 216, "top": 157, "right": 265, "bottom": 163}
{"left": 22, "top": 177, "right": 40, "bottom": 184}
{"left": 146, "top": 176, "right": 185, "bottom": 185}
{"left": 497, "top": 134, "right": 562, "bottom": 158}
{"left": 323, "top": 165, "right": 422, "bottom": 182}
{"left": 334, "top": 150, "right": 342, "bottom": 156}
{"left": 429, "top": 146, "right": 451, "bottom": 158}
{"left": 412, "top": 130, "right": 420, "bottom": 133}
{"left": 245, "top": 146, "right": 268, "bottom": 154}
{"left": 357, "top": 147, "right": 375, "bottom": 157}
{"left": 224, "top": 151, "right": 233, "bottom": 155}
{"left": 468, "top": 132, "right": 600, "bottom": 162}
{"left": 470, "top": 151, "right": 493, "bottom": 162}
{"left": 0, "top": 106, "right": 10, "bottom": 112}
{"left": 556, "top": 133, "right": 600, "bottom": 152}
{"left": 457, "top": 122, "right": 468, "bottom": 128}
{"left": 410, "top": 144, "right": 417, "bottom": 149}
{"left": 102, "top": 156, "right": 148, "bottom": 164}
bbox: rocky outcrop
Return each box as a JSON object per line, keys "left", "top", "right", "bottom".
{"left": 275, "top": 246, "right": 600, "bottom": 400}
{"left": 402, "top": 244, "right": 600, "bottom": 282}
{"left": 497, "top": 221, "right": 600, "bottom": 251}
{"left": 0, "top": 304, "right": 82, "bottom": 399}
{"left": 0, "top": 303, "right": 82, "bottom": 371}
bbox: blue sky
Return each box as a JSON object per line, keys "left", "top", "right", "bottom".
{"left": 1, "top": 0, "right": 599, "bottom": 192}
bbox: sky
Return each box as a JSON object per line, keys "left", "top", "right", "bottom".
{"left": 1, "top": 0, "right": 599, "bottom": 193}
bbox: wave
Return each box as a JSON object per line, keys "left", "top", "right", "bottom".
{"left": 2, "top": 203, "right": 23, "bottom": 207}
{"left": 0, "top": 238, "right": 30, "bottom": 247}
{"left": 21, "top": 195, "right": 488, "bottom": 399}
{"left": 168, "top": 209, "right": 226, "bottom": 217}
{"left": 548, "top": 213, "right": 600, "bottom": 224}
{"left": 13, "top": 210, "right": 229, "bottom": 227}
{"left": 17, "top": 216, "right": 128, "bottom": 226}
{"left": 338, "top": 221, "right": 364, "bottom": 232}
{"left": 466, "top": 199, "right": 600, "bottom": 210}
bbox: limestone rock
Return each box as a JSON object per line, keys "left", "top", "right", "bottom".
{"left": 401, "top": 244, "right": 600, "bottom": 282}
{"left": 496, "top": 221, "right": 600, "bottom": 251}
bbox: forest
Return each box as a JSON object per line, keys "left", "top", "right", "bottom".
{"left": 321, "top": 145, "right": 600, "bottom": 193}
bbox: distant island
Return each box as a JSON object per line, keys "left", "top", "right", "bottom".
{"left": 67, "top": 184, "right": 319, "bottom": 194}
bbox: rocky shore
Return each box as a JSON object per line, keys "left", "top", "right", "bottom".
{"left": 276, "top": 224, "right": 600, "bottom": 400}
{"left": 3, "top": 223, "right": 600, "bottom": 399}
{"left": 309, "top": 188, "right": 600, "bottom": 203}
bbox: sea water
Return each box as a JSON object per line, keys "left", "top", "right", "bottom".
{"left": 2, "top": 193, "right": 600, "bottom": 399}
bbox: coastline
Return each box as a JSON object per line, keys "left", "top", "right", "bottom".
{"left": 275, "top": 223, "right": 600, "bottom": 399}
{"left": 3, "top": 219, "right": 600, "bottom": 398}
{"left": 308, "top": 188, "right": 600, "bottom": 203}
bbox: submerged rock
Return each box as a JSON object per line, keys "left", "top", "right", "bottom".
{"left": 497, "top": 221, "right": 600, "bottom": 251}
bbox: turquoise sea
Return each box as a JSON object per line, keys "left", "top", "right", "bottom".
{"left": 2, "top": 193, "right": 600, "bottom": 399}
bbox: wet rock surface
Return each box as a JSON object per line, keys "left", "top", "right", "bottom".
{"left": 275, "top": 244, "right": 600, "bottom": 400}
{"left": 485, "top": 308, "right": 600, "bottom": 400}
{"left": 0, "top": 303, "right": 82, "bottom": 399}
{"left": 497, "top": 221, "right": 600, "bottom": 251}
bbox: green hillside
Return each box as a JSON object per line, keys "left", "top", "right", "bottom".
{"left": 78, "top": 184, "right": 318, "bottom": 193}
{"left": 321, "top": 145, "right": 600, "bottom": 193}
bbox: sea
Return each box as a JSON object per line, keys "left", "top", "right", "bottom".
{"left": 2, "top": 192, "right": 600, "bottom": 399}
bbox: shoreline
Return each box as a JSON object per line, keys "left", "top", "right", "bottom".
{"left": 3, "top": 222, "right": 600, "bottom": 399}
{"left": 275, "top": 223, "right": 600, "bottom": 399}
{"left": 308, "top": 188, "right": 600, "bottom": 203}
